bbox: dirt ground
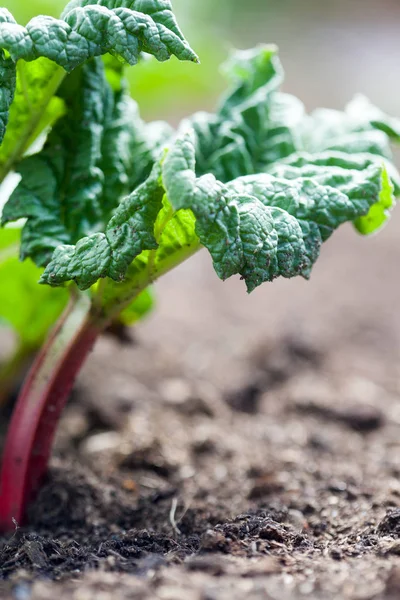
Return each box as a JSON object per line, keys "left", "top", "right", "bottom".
{"left": 1, "top": 212, "right": 400, "bottom": 600}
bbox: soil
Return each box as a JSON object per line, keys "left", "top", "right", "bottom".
{"left": 1, "top": 216, "right": 400, "bottom": 599}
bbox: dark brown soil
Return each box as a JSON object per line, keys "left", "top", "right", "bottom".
{"left": 1, "top": 217, "right": 400, "bottom": 599}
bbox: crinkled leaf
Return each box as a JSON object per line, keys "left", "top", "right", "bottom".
{"left": 300, "top": 94, "right": 400, "bottom": 158}
{"left": 2, "top": 59, "right": 111, "bottom": 265}
{"left": 98, "top": 74, "right": 171, "bottom": 218}
{"left": 99, "top": 204, "right": 199, "bottom": 315}
{"left": 268, "top": 151, "right": 398, "bottom": 236}
{"left": 35, "top": 47, "right": 400, "bottom": 293}
{"left": 163, "top": 129, "right": 396, "bottom": 292}
{"left": 186, "top": 45, "right": 304, "bottom": 183}
{"left": 2, "top": 44, "right": 399, "bottom": 300}
{"left": 2, "top": 58, "right": 170, "bottom": 273}
{"left": 40, "top": 164, "right": 165, "bottom": 289}
{"left": 0, "top": 49, "right": 16, "bottom": 146}
{"left": 0, "top": 3, "right": 198, "bottom": 70}
{"left": 188, "top": 45, "right": 400, "bottom": 193}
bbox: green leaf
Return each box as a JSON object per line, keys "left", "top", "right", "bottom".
{"left": 40, "top": 164, "right": 165, "bottom": 289}
{"left": 1, "top": 54, "right": 177, "bottom": 291}
{"left": 0, "top": 2, "right": 197, "bottom": 146}
{"left": 162, "top": 128, "right": 396, "bottom": 292}
{"left": 300, "top": 95, "right": 400, "bottom": 159}
{"left": 345, "top": 95, "right": 400, "bottom": 143}
{"left": 219, "top": 44, "right": 283, "bottom": 114}
{"left": 2, "top": 58, "right": 170, "bottom": 274}
{"left": 268, "top": 153, "right": 396, "bottom": 213}
{"left": 0, "top": 227, "right": 68, "bottom": 347}
{"left": 187, "top": 45, "right": 304, "bottom": 182}
{"left": 0, "top": 49, "right": 16, "bottom": 146}
{"left": 0, "top": 3, "right": 198, "bottom": 70}
{"left": 2, "top": 44, "right": 399, "bottom": 302}
{"left": 99, "top": 204, "right": 199, "bottom": 316}
{"left": 2, "top": 59, "right": 111, "bottom": 265}
{"left": 188, "top": 45, "right": 400, "bottom": 190}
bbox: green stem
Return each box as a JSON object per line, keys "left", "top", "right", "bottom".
{"left": 102, "top": 239, "right": 202, "bottom": 322}
{"left": 0, "top": 64, "right": 67, "bottom": 184}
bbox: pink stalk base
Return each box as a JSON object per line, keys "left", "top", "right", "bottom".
{"left": 0, "top": 296, "right": 101, "bottom": 533}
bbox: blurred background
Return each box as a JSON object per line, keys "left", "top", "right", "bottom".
{"left": 3, "top": 0, "right": 400, "bottom": 120}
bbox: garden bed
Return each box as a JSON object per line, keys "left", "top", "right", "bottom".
{"left": 1, "top": 220, "right": 400, "bottom": 600}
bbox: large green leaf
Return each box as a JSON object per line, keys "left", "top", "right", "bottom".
{"left": 2, "top": 45, "right": 399, "bottom": 299}
{"left": 162, "top": 130, "right": 395, "bottom": 291}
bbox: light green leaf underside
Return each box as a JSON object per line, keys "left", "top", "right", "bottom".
{"left": 354, "top": 166, "right": 394, "bottom": 235}
{"left": 0, "top": 228, "right": 68, "bottom": 346}
{"left": 0, "top": 58, "right": 66, "bottom": 182}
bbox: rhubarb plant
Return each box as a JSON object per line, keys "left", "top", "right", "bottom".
{"left": 0, "top": 1, "right": 399, "bottom": 533}
{"left": 0, "top": 225, "right": 153, "bottom": 405}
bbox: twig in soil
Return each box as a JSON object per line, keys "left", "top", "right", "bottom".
{"left": 169, "top": 497, "right": 182, "bottom": 536}
{"left": 169, "top": 496, "right": 192, "bottom": 537}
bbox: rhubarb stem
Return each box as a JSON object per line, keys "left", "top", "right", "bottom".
{"left": 0, "top": 291, "right": 102, "bottom": 532}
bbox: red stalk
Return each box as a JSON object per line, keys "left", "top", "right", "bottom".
{"left": 0, "top": 294, "right": 102, "bottom": 532}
